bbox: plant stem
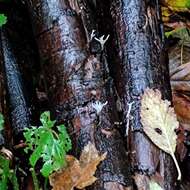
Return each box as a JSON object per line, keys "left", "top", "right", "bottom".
{"left": 10, "top": 170, "right": 19, "bottom": 190}
{"left": 30, "top": 168, "right": 40, "bottom": 190}
{"left": 44, "top": 177, "right": 48, "bottom": 190}
{"left": 171, "top": 152, "right": 181, "bottom": 180}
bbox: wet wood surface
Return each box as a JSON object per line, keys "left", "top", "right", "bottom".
{"left": 25, "top": 0, "right": 132, "bottom": 189}
{"left": 96, "top": 0, "right": 177, "bottom": 189}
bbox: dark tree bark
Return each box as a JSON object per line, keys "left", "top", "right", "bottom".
{"left": 25, "top": 0, "right": 132, "bottom": 189}
{"left": 0, "top": 2, "right": 41, "bottom": 188}
{"left": 0, "top": 0, "right": 40, "bottom": 142}
{"left": 0, "top": 0, "right": 182, "bottom": 189}
{"left": 78, "top": 0, "right": 133, "bottom": 189}
{"left": 0, "top": 30, "right": 30, "bottom": 141}
{"left": 0, "top": 43, "right": 5, "bottom": 146}
{"left": 96, "top": 0, "right": 177, "bottom": 189}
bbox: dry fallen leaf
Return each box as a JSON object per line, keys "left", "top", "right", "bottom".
{"left": 68, "top": 0, "right": 81, "bottom": 14}
{"left": 149, "top": 180, "right": 164, "bottom": 190}
{"left": 133, "top": 174, "right": 149, "bottom": 190}
{"left": 176, "top": 126, "right": 187, "bottom": 162}
{"left": 171, "top": 62, "right": 190, "bottom": 81}
{"left": 49, "top": 142, "right": 106, "bottom": 190}
{"left": 140, "top": 88, "right": 181, "bottom": 180}
{"left": 171, "top": 81, "right": 190, "bottom": 92}
{"left": 173, "top": 92, "right": 190, "bottom": 124}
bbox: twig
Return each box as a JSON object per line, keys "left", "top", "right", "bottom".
{"left": 125, "top": 101, "right": 134, "bottom": 136}
{"left": 30, "top": 168, "right": 40, "bottom": 190}
{"left": 180, "top": 42, "right": 184, "bottom": 65}
{"left": 10, "top": 170, "right": 19, "bottom": 190}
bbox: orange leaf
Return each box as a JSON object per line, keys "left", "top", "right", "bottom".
{"left": 49, "top": 142, "right": 106, "bottom": 190}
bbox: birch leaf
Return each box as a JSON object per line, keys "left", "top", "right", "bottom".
{"left": 140, "top": 88, "right": 181, "bottom": 180}
{"left": 149, "top": 180, "right": 163, "bottom": 190}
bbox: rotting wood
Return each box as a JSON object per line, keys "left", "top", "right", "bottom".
{"left": 25, "top": 0, "right": 132, "bottom": 189}
{"left": 97, "top": 0, "right": 178, "bottom": 189}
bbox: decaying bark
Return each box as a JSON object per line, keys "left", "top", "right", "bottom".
{"left": 25, "top": 0, "right": 132, "bottom": 189}
{"left": 79, "top": 0, "right": 133, "bottom": 189}
{"left": 0, "top": 2, "right": 40, "bottom": 186}
{"left": 97, "top": 0, "right": 177, "bottom": 189}
{"left": 0, "top": 30, "right": 30, "bottom": 142}
{"left": 0, "top": 1, "right": 40, "bottom": 143}
{"left": 0, "top": 40, "right": 5, "bottom": 146}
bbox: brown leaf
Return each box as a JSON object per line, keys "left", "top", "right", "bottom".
{"left": 76, "top": 143, "right": 107, "bottom": 189}
{"left": 176, "top": 126, "right": 187, "bottom": 161}
{"left": 173, "top": 92, "right": 190, "bottom": 124}
{"left": 68, "top": 0, "right": 81, "bottom": 14}
{"left": 171, "top": 62, "right": 190, "bottom": 81}
{"left": 49, "top": 142, "right": 106, "bottom": 190}
{"left": 150, "top": 172, "right": 164, "bottom": 187}
{"left": 140, "top": 88, "right": 181, "bottom": 180}
{"left": 49, "top": 156, "right": 81, "bottom": 190}
{"left": 171, "top": 81, "right": 190, "bottom": 92}
{"left": 169, "top": 46, "right": 190, "bottom": 76}
{"left": 133, "top": 174, "right": 149, "bottom": 190}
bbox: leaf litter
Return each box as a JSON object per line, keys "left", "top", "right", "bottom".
{"left": 140, "top": 88, "right": 181, "bottom": 180}
{"left": 49, "top": 142, "right": 107, "bottom": 190}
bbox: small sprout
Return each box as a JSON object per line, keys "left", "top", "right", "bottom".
{"left": 0, "top": 14, "right": 7, "bottom": 27}
{"left": 24, "top": 111, "right": 72, "bottom": 177}
{"left": 0, "top": 113, "right": 4, "bottom": 131}
{"left": 92, "top": 101, "right": 108, "bottom": 114}
{"left": 90, "top": 29, "right": 96, "bottom": 40}
{"left": 94, "top": 34, "right": 110, "bottom": 50}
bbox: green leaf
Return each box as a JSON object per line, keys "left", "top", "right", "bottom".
{"left": 40, "top": 160, "right": 53, "bottom": 178}
{"left": 0, "top": 113, "right": 4, "bottom": 131}
{"left": 52, "top": 140, "right": 66, "bottom": 169}
{"left": 30, "top": 146, "right": 44, "bottom": 167}
{"left": 58, "top": 124, "right": 72, "bottom": 152}
{"left": 40, "top": 111, "right": 56, "bottom": 128}
{"left": 0, "top": 155, "right": 10, "bottom": 190}
{"left": 0, "top": 14, "right": 7, "bottom": 27}
{"left": 24, "top": 111, "right": 72, "bottom": 177}
{"left": 165, "top": 27, "right": 190, "bottom": 45}
{"left": 166, "top": 0, "right": 190, "bottom": 9}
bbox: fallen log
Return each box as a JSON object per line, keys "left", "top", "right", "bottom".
{"left": 0, "top": 43, "right": 5, "bottom": 146}
{"left": 25, "top": 0, "right": 132, "bottom": 189}
{"left": 98, "top": 0, "right": 177, "bottom": 189}
{"left": 1, "top": 30, "right": 30, "bottom": 142}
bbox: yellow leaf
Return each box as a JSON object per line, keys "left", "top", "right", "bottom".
{"left": 166, "top": 0, "right": 190, "bottom": 11}
{"left": 49, "top": 142, "right": 106, "bottom": 190}
{"left": 161, "top": 7, "right": 172, "bottom": 22}
{"left": 140, "top": 88, "right": 181, "bottom": 180}
{"left": 149, "top": 180, "right": 163, "bottom": 190}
